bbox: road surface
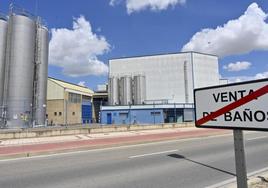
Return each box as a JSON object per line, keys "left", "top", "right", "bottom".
{"left": 0, "top": 131, "right": 268, "bottom": 188}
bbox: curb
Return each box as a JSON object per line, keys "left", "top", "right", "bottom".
{"left": 220, "top": 172, "right": 268, "bottom": 188}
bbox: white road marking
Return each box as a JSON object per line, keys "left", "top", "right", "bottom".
{"left": 129, "top": 149, "right": 178, "bottom": 159}
{"left": 247, "top": 136, "right": 268, "bottom": 141}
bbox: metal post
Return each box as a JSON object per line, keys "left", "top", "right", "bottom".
{"left": 129, "top": 103, "right": 131, "bottom": 125}
{"left": 233, "top": 129, "right": 248, "bottom": 188}
{"left": 174, "top": 103, "right": 176, "bottom": 123}
{"left": 153, "top": 102, "right": 155, "bottom": 124}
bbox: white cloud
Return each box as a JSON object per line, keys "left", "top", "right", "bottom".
{"left": 49, "top": 16, "right": 110, "bottom": 77}
{"left": 78, "top": 81, "right": 86, "bottom": 87}
{"left": 182, "top": 3, "right": 268, "bottom": 57}
{"left": 110, "top": 0, "right": 121, "bottom": 6}
{"left": 110, "top": 0, "right": 186, "bottom": 14}
{"left": 255, "top": 71, "right": 268, "bottom": 79}
{"left": 226, "top": 71, "right": 268, "bottom": 83}
{"left": 223, "top": 61, "right": 252, "bottom": 72}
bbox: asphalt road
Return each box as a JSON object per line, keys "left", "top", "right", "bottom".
{"left": 0, "top": 131, "right": 268, "bottom": 188}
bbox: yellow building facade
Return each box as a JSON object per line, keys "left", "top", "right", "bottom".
{"left": 46, "top": 78, "right": 94, "bottom": 126}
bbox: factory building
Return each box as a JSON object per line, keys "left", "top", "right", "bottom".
{"left": 0, "top": 6, "right": 49, "bottom": 128}
{"left": 92, "top": 85, "right": 108, "bottom": 123}
{"left": 101, "top": 52, "right": 227, "bottom": 125}
{"left": 46, "top": 78, "right": 94, "bottom": 126}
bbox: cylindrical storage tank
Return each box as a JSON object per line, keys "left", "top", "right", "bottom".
{"left": 119, "top": 76, "right": 132, "bottom": 105}
{"left": 6, "top": 14, "right": 36, "bottom": 128}
{"left": 0, "top": 17, "right": 7, "bottom": 110}
{"left": 133, "top": 75, "right": 146, "bottom": 105}
{"left": 34, "top": 26, "right": 49, "bottom": 126}
{"left": 108, "top": 77, "right": 119, "bottom": 105}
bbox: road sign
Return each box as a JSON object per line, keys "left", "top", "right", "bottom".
{"left": 194, "top": 78, "right": 268, "bottom": 131}
{"left": 193, "top": 79, "right": 268, "bottom": 188}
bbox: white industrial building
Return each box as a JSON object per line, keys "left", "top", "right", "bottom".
{"left": 101, "top": 52, "right": 228, "bottom": 125}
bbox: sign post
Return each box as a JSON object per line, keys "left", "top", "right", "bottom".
{"left": 233, "top": 130, "right": 247, "bottom": 188}
{"left": 194, "top": 78, "right": 268, "bottom": 188}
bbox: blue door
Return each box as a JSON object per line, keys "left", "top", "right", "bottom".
{"left": 107, "top": 113, "right": 112, "bottom": 124}
{"left": 82, "top": 104, "right": 92, "bottom": 124}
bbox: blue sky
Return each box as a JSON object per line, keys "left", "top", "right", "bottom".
{"left": 1, "top": 0, "right": 268, "bottom": 90}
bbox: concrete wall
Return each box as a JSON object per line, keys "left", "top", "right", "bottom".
{"left": 192, "top": 53, "right": 219, "bottom": 89}
{"left": 47, "top": 99, "right": 64, "bottom": 125}
{"left": 66, "top": 102, "right": 82, "bottom": 124}
{"left": 47, "top": 91, "right": 83, "bottom": 125}
{"left": 0, "top": 123, "right": 194, "bottom": 139}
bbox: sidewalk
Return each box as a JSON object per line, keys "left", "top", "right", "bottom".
{"left": 0, "top": 127, "right": 230, "bottom": 159}
{"left": 219, "top": 171, "right": 268, "bottom": 188}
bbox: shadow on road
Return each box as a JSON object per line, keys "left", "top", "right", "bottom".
{"left": 167, "top": 153, "right": 236, "bottom": 177}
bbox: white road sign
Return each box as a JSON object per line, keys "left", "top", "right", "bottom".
{"left": 194, "top": 78, "right": 268, "bottom": 131}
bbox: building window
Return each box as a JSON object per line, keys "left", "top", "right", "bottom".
{"left": 68, "top": 93, "right": 81, "bottom": 103}
{"left": 54, "top": 112, "right": 57, "bottom": 116}
{"left": 119, "top": 112, "right": 128, "bottom": 118}
{"left": 82, "top": 96, "right": 91, "bottom": 103}
{"left": 151, "top": 111, "right": 161, "bottom": 116}
{"left": 72, "top": 112, "right": 75, "bottom": 116}
{"left": 59, "top": 112, "right": 62, "bottom": 116}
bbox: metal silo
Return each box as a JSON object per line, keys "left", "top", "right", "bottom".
{"left": 133, "top": 75, "right": 146, "bottom": 105}
{"left": 119, "top": 76, "right": 132, "bottom": 105}
{"left": 108, "top": 76, "right": 119, "bottom": 105}
{"left": 0, "top": 17, "right": 7, "bottom": 110}
{"left": 34, "top": 25, "right": 49, "bottom": 126}
{"left": 6, "top": 14, "right": 36, "bottom": 128}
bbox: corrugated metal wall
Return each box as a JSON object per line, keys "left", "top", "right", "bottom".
{"left": 82, "top": 96, "right": 92, "bottom": 124}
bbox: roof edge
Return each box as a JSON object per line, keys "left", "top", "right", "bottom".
{"left": 109, "top": 51, "right": 218, "bottom": 61}
{"left": 48, "top": 77, "right": 94, "bottom": 93}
